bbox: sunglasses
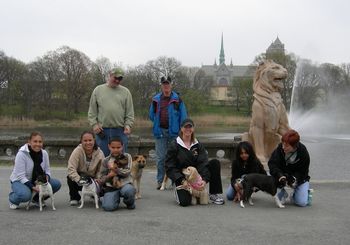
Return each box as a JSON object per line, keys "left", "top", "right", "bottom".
{"left": 183, "top": 124, "right": 193, "bottom": 128}
{"left": 114, "top": 76, "right": 123, "bottom": 81}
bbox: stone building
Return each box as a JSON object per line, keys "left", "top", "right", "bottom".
{"left": 197, "top": 35, "right": 284, "bottom": 105}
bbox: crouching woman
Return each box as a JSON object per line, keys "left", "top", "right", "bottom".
{"left": 268, "top": 129, "right": 311, "bottom": 207}
{"left": 165, "top": 118, "right": 225, "bottom": 207}
{"left": 8, "top": 132, "right": 61, "bottom": 209}
{"left": 67, "top": 130, "right": 104, "bottom": 206}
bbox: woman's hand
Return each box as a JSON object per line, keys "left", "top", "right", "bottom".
{"left": 197, "top": 180, "right": 206, "bottom": 190}
{"left": 233, "top": 183, "right": 242, "bottom": 202}
{"left": 32, "top": 186, "right": 40, "bottom": 193}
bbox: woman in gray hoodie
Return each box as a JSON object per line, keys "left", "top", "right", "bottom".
{"left": 9, "top": 132, "right": 61, "bottom": 209}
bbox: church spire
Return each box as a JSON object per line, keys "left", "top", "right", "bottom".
{"left": 219, "top": 33, "right": 225, "bottom": 65}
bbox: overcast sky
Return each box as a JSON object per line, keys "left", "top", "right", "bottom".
{"left": 1, "top": 0, "right": 349, "bottom": 67}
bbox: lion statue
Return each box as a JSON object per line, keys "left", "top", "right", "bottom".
{"left": 244, "top": 60, "right": 290, "bottom": 168}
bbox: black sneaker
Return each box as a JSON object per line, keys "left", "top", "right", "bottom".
{"left": 156, "top": 183, "right": 162, "bottom": 190}
{"left": 127, "top": 203, "right": 135, "bottom": 209}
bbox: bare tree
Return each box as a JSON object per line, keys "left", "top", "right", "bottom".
{"left": 56, "top": 46, "right": 94, "bottom": 115}
{"left": 145, "top": 56, "right": 181, "bottom": 80}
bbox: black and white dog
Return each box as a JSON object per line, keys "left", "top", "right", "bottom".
{"left": 237, "top": 173, "right": 288, "bottom": 208}
{"left": 78, "top": 176, "right": 99, "bottom": 209}
{"left": 27, "top": 174, "right": 56, "bottom": 211}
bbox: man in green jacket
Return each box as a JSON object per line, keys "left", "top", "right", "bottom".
{"left": 88, "top": 68, "right": 134, "bottom": 156}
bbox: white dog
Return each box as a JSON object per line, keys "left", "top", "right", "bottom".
{"left": 78, "top": 176, "right": 99, "bottom": 209}
{"left": 27, "top": 174, "right": 56, "bottom": 212}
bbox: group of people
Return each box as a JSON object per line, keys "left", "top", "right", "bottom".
{"left": 8, "top": 68, "right": 311, "bottom": 211}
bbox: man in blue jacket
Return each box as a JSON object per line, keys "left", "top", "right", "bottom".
{"left": 149, "top": 76, "right": 187, "bottom": 189}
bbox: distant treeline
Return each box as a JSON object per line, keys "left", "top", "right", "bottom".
{"left": 1, "top": 46, "right": 349, "bottom": 120}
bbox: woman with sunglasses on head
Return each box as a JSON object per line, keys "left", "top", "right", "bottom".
{"left": 165, "top": 118, "right": 225, "bottom": 206}
{"left": 8, "top": 132, "right": 61, "bottom": 210}
{"left": 88, "top": 68, "right": 134, "bottom": 156}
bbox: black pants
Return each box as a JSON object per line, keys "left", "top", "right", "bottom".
{"left": 67, "top": 176, "right": 82, "bottom": 201}
{"left": 175, "top": 159, "right": 223, "bottom": 207}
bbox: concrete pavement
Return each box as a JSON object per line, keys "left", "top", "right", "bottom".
{"left": 1, "top": 166, "right": 350, "bottom": 245}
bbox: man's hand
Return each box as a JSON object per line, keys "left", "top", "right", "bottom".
{"left": 124, "top": 127, "right": 131, "bottom": 135}
{"left": 93, "top": 124, "right": 103, "bottom": 134}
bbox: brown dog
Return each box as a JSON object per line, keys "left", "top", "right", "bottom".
{"left": 110, "top": 154, "right": 129, "bottom": 189}
{"left": 131, "top": 155, "right": 147, "bottom": 199}
{"left": 159, "top": 174, "right": 169, "bottom": 191}
{"left": 181, "top": 166, "right": 208, "bottom": 205}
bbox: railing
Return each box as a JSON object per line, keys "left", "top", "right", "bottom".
{"left": 0, "top": 136, "right": 241, "bottom": 165}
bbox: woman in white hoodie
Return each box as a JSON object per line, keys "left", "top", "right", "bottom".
{"left": 9, "top": 132, "right": 61, "bottom": 209}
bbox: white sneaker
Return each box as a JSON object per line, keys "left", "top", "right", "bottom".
{"left": 70, "top": 200, "right": 79, "bottom": 206}
{"left": 209, "top": 194, "right": 225, "bottom": 205}
{"left": 9, "top": 202, "right": 19, "bottom": 210}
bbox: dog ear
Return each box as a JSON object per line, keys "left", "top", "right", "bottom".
{"left": 132, "top": 155, "right": 139, "bottom": 161}
{"left": 143, "top": 154, "right": 147, "bottom": 159}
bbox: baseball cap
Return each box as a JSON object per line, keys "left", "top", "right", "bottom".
{"left": 181, "top": 118, "right": 194, "bottom": 128}
{"left": 160, "top": 76, "right": 172, "bottom": 85}
{"left": 110, "top": 68, "right": 124, "bottom": 78}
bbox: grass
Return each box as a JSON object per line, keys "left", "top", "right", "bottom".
{"left": 0, "top": 104, "right": 251, "bottom": 128}
{"left": 0, "top": 115, "right": 250, "bottom": 128}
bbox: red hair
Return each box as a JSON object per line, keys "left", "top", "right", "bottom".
{"left": 281, "top": 130, "right": 300, "bottom": 147}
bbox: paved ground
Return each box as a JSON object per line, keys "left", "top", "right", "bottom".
{"left": 1, "top": 167, "right": 350, "bottom": 245}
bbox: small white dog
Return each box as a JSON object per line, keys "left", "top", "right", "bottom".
{"left": 78, "top": 176, "right": 99, "bottom": 209}
{"left": 27, "top": 174, "right": 56, "bottom": 212}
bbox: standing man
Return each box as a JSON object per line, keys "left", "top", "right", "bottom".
{"left": 88, "top": 68, "right": 134, "bottom": 156}
{"left": 149, "top": 76, "right": 187, "bottom": 189}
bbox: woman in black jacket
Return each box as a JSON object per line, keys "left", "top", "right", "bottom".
{"left": 226, "top": 141, "right": 266, "bottom": 201}
{"left": 165, "top": 118, "right": 224, "bottom": 206}
{"left": 268, "top": 129, "right": 311, "bottom": 207}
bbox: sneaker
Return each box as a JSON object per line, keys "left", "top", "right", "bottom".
{"left": 209, "top": 194, "right": 225, "bottom": 205}
{"left": 70, "top": 200, "right": 79, "bottom": 206}
{"left": 31, "top": 200, "right": 46, "bottom": 208}
{"left": 156, "top": 183, "right": 162, "bottom": 190}
{"left": 9, "top": 202, "right": 19, "bottom": 210}
{"left": 307, "top": 189, "right": 314, "bottom": 206}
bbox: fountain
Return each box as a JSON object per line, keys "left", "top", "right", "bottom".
{"left": 288, "top": 60, "right": 350, "bottom": 181}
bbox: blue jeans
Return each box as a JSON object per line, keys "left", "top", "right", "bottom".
{"left": 9, "top": 178, "right": 61, "bottom": 205}
{"left": 96, "top": 127, "right": 128, "bottom": 156}
{"left": 278, "top": 181, "right": 309, "bottom": 207}
{"left": 101, "top": 183, "right": 136, "bottom": 211}
{"left": 226, "top": 184, "right": 235, "bottom": 201}
{"left": 155, "top": 128, "right": 176, "bottom": 184}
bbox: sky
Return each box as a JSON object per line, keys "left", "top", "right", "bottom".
{"left": 1, "top": 0, "right": 349, "bottom": 67}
